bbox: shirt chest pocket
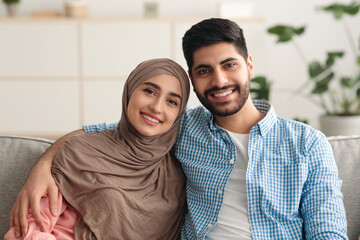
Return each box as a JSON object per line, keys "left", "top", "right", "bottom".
{"left": 256, "top": 162, "right": 308, "bottom": 216}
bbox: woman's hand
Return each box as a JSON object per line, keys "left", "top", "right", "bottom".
{"left": 9, "top": 159, "right": 58, "bottom": 238}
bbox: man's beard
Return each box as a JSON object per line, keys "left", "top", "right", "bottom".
{"left": 194, "top": 77, "right": 250, "bottom": 117}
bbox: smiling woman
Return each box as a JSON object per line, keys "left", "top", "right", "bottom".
{"left": 127, "top": 74, "right": 182, "bottom": 136}
{"left": 5, "top": 58, "right": 190, "bottom": 239}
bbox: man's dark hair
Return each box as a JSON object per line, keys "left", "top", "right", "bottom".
{"left": 182, "top": 18, "right": 248, "bottom": 74}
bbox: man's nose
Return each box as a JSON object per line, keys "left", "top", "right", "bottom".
{"left": 211, "top": 69, "right": 228, "bottom": 87}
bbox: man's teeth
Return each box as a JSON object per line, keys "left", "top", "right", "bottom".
{"left": 214, "top": 90, "right": 233, "bottom": 97}
{"left": 142, "top": 114, "right": 160, "bottom": 123}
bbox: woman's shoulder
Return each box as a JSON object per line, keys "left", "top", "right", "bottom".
{"left": 65, "top": 130, "right": 115, "bottom": 146}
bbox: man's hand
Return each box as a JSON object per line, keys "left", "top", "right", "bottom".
{"left": 8, "top": 129, "right": 84, "bottom": 238}
{"left": 9, "top": 160, "right": 59, "bottom": 238}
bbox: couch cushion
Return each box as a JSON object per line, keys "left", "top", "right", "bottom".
{"left": 328, "top": 135, "right": 360, "bottom": 240}
{"left": 0, "top": 136, "right": 53, "bottom": 237}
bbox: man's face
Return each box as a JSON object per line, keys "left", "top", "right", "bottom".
{"left": 190, "top": 42, "right": 254, "bottom": 117}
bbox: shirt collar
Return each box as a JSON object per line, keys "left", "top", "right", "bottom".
{"left": 252, "top": 99, "right": 277, "bottom": 137}
{"left": 208, "top": 99, "right": 277, "bottom": 137}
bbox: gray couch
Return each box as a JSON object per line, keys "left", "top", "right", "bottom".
{"left": 1, "top": 135, "right": 360, "bottom": 239}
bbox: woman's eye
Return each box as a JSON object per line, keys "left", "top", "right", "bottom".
{"left": 168, "top": 99, "right": 178, "bottom": 106}
{"left": 144, "top": 89, "right": 155, "bottom": 95}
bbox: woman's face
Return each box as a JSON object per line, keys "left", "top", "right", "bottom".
{"left": 127, "top": 74, "right": 182, "bottom": 136}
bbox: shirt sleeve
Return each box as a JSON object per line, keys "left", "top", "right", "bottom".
{"left": 82, "top": 122, "right": 118, "bottom": 133}
{"left": 301, "top": 134, "right": 348, "bottom": 239}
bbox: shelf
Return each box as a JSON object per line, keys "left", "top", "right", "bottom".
{"left": 0, "top": 16, "right": 265, "bottom": 23}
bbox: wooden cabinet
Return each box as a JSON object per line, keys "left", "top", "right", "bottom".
{"left": 0, "top": 18, "right": 264, "bottom": 138}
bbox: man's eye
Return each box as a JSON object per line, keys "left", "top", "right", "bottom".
{"left": 225, "top": 62, "right": 236, "bottom": 68}
{"left": 197, "top": 69, "right": 210, "bottom": 75}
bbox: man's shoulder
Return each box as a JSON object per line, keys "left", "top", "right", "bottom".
{"left": 181, "top": 106, "right": 211, "bottom": 125}
{"left": 278, "top": 117, "right": 323, "bottom": 137}
{"left": 184, "top": 105, "right": 210, "bottom": 116}
{"left": 273, "top": 117, "right": 327, "bottom": 150}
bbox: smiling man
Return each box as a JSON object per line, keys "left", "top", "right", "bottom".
{"left": 11, "top": 18, "right": 348, "bottom": 239}
{"left": 174, "top": 19, "right": 347, "bottom": 239}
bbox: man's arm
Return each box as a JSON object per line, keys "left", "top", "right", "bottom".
{"left": 9, "top": 129, "right": 85, "bottom": 238}
{"left": 10, "top": 122, "right": 118, "bottom": 238}
{"left": 301, "top": 135, "right": 348, "bottom": 239}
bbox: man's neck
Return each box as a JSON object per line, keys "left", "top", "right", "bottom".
{"left": 214, "top": 99, "right": 265, "bottom": 134}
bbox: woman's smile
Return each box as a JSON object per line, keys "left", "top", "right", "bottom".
{"left": 141, "top": 112, "right": 162, "bottom": 125}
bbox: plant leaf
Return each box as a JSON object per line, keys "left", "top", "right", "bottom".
{"left": 267, "top": 25, "right": 306, "bottom": 43}
{"left": 321, "top": 3, "right": 360, "bottom": 19}
{"left": 340, "top": 77, "right": 352, "bottom": 88}
{"left": 322, "top": 4, "right": 345, "bottom": 19}
{"left": 250, "top": 76, "right": 271, "bottom": 101}
{"left": 311, "top": 72, "right": 334, "bottom": 94}
{"left": 294, "top": 26, "right": 306, "bottom": 35}
{"left": 344, "top": 3, "right": 360, "bottom": 15}
{"left": 309, "top": 61, "right": 324, "bottom": 78}
{"left": 3, "top": 0, "right": 20, "bottom": 3}
{"left": 326, "top": 51, "right": 344, "bottom": 67}
{"left": 311, "top": 85, "right": 328, "bottom": 94}
{"left": 356, "top": 87, "right": 360, "bottom": 98}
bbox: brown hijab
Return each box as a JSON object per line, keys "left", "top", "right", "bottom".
{"left": 51, "top": 58, "right": 190, "bottom": 239}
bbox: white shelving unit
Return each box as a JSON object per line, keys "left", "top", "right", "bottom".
{"left": 0, "top": 17, "right": 265, "bottom": 139}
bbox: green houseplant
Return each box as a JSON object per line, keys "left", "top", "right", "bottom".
{"left": 3, "top": 0, "right": 20, "bottom": 3}
{"left": 250, "top": 76, "right": 271, "bottom": 101}
{"left": 2, "top": 0, "right": 20, "bottom": 17}
{"left": 267, "top": 1, "right": 360, "bottom": 136}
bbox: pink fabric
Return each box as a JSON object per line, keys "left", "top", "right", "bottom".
{"left": 5, "top": 192, "right": 77, "bottom": 240}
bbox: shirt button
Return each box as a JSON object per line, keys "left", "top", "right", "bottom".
{"left": 229, "top": 159, "right": 234, "bottom": 164}
{"left": 218, "top": 189, "right": 223, "bottom": 194}
{"left": 221, "top": 132, "right": 227, "bottom": 138}
{"left": 207, "top": 223, "right": 212, "bottom": 228}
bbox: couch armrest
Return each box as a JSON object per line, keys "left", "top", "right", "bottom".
{"left": 0, "top": 136, "right": 54, "bottom": 237}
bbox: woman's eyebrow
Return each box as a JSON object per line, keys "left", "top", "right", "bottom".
{"left": 143, "top": 82, "right": 160, "bottom": 90}
{"left": 169, "top": 92, "right": 182, "bottom": 100}
{"left": 143, "top": 82, "right": 182, "bottom": 100}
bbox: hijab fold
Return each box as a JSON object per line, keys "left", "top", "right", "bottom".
{"left": 52, "top": 58, "right": 190, "bottom": 239}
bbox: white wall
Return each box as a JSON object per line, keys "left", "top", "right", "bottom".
{"left": 254, "top": 0, "right": 360, "bottom": 127}
{"left": 1, "top": 0, "right": 359, "bottom": 130}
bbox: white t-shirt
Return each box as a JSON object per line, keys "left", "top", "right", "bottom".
{"left": 206, "top": 131, "right": 253, "bottom": 240}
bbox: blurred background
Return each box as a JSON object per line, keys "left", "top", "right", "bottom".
{"left": 0, "top": 0, "right": 359, "bottom": 139}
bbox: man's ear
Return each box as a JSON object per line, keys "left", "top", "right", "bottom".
{"left": 247, "top": 55, "right": 255, "bottom": 78}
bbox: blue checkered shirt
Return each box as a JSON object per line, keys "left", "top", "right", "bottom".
{"left": 83, "top": 100, "right": 348, "bottom": 239}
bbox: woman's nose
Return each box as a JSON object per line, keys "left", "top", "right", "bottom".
{"left": 149, "top": 99, "right": 162, "bottom": 113}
